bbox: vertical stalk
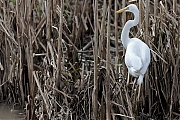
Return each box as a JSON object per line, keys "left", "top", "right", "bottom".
{"left": 139, "top": 0, "right": 143, "bottom": 26}
{"left": 173, "top": 0, "right": 177, "bottom": 13}
{"left": 16, "top": 0, "right": 25, "bottom": 105}
{"left": 92, "top": 0, "right": 98, "bottom": 119}
{"left": 56, "top": 0, "right": 63, "bottom": 93}
{"left": 154, "top": 0, "right": 158, "bottom": 16}
{"left": 99, "top": 0, "right": 106, "bottom": 59}
{"left": 46, "top": 0, "right": 51, "bottom": 42}
{"left": 170, "top": 1, "right": 178, "bottom": 119}
{"left": 145, "top": 0, "right": 150, "bottom": 116}
{"left": 46, "top": 0, "right": 51, "bottom": 67}
{"left": 145, "top": 0, "right": 149, "bottom": 44}
{"left": 122, "top": 0, "right": 127, "bottom": 77}
{"left": 114, "top": 0, "right": 119, "bottom": 79}
{"left": 26, "top": 0, "right": 35, "bottom": 119}
{"left": 106, "top": 0, "right": 111, "bottom": 119}
{"left": 154, "top": 0, "right": 158, "bottom": 41}
{"left": 122, "top": 0, "right": 126, "bottom": 25}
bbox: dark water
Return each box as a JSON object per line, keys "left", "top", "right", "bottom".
{"left": 0, "top": 103, "right": 25, "bottom": 120}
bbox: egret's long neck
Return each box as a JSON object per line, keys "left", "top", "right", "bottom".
{"left": 121, "top": 11, "right": 139, "bottom": 49}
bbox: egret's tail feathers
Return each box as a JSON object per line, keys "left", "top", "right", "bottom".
{"left": 137, "top": 74, "right": 144, "bottom": 85}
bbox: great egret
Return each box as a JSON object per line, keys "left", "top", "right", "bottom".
{"left": 116, "top": 4, "right": 150, "bottom": 99}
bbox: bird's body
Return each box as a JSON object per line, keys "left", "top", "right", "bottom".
{"left": 125, "top": 38, "right": 150, "bottom": 84}
{"left": 116, "top": 4, "right": 150, "bottom": 92}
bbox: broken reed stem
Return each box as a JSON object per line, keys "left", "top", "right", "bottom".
{"left": 173, "top": 0, "right": 177, "bottom": 13}
{"left": 33, "top": 71, "right": 50, "bottom": 117}
{"left": 92, "top": 0, "right": 98, "bottom": 119}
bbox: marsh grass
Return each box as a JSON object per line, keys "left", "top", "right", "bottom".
{"left": 0, "top": 0, "right": 179, "bottom": 119}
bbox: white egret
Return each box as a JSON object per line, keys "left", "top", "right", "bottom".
{"left": 116, "top": 4, "right": 150, "bottom": 99}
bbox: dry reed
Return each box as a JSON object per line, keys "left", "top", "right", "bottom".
{"left": 0, "top": 0, "right": 179, "bottom": 120}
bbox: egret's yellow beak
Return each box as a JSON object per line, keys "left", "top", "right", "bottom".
{"left": 116, "top": 7, "right": 127, "bottom": 13}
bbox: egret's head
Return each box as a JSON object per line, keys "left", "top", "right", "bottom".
{"left": 116, "top": 4, "right": 138, "bottom": 14}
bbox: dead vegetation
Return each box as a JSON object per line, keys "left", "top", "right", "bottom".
{"left": 0, "top": 0, "right": 179, "bottom": 119}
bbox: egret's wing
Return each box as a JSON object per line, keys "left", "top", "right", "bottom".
{"left": 139, "top": 43, "right": 151, "bottom": 75}
{"left": 125, "top": 52, "right": 142, "bottom": 72}
{"left": 125, "top": 38, "right": 149, "bottom": 77}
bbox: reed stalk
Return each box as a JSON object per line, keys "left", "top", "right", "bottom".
{"left": 0, "top": 0, "right": 179, "bottom": 119}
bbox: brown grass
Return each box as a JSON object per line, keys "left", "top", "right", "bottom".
{"left": 0, "top": 0, "right": 179, "bottom": 119}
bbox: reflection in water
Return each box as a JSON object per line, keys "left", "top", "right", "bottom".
{"left": 0, "top": 103, "right": 25, "bottom": 119}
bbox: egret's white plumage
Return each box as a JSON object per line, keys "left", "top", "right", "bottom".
{"left": 116, "top": 4, "right": 150, "bottom": 98}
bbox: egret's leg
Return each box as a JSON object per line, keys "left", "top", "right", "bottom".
{"left": 127, "top": 72, "right": 130, "bottom": 85}
{"left": 137, "top": 83, "right": 141, "bottom": 101}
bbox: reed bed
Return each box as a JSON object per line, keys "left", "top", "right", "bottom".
{"left": 0, "top": 0, "right": 179, "bottom": 119}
